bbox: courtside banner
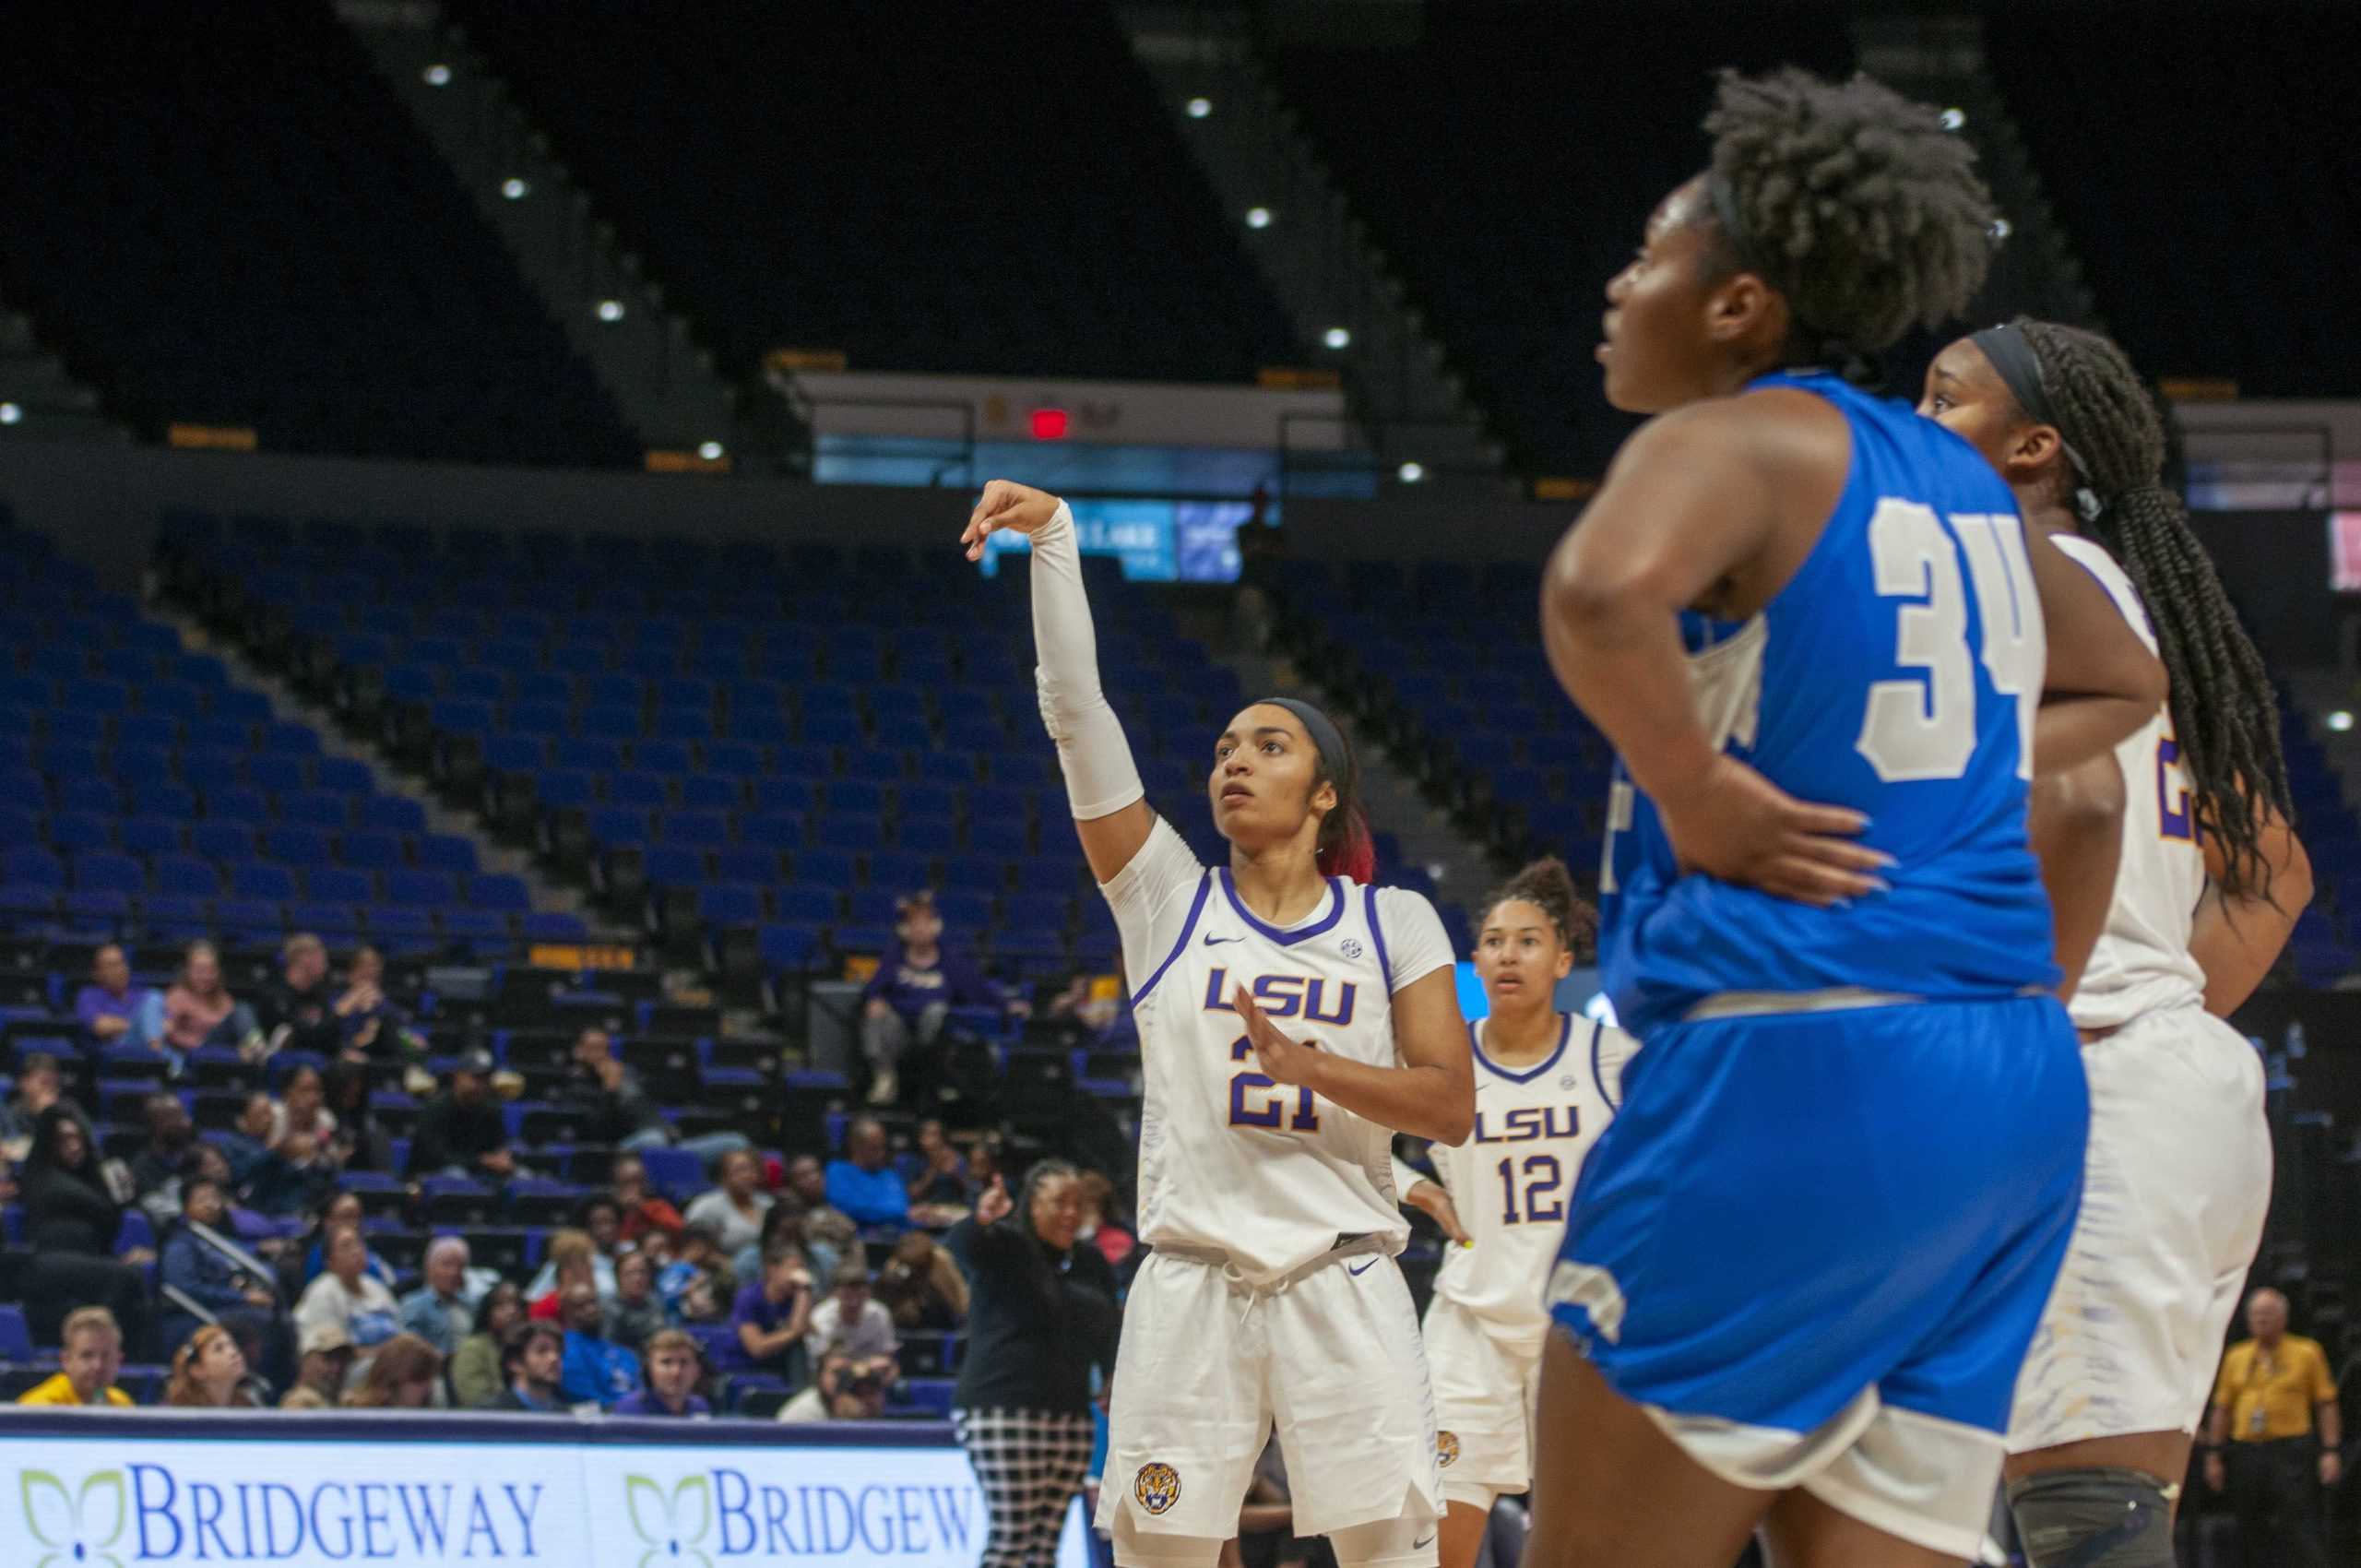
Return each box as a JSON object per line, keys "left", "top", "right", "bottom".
{"left": 0, "top": 1410, "right": 1090, "bottom": 1568}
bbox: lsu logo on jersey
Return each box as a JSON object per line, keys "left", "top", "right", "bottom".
{"left": 1201, "top": 968, "right": 1358, "bottom": 1026}
{"left": 1133, "top": 1463, "right": 1182, "bottom": 1515}
{"left": 1472, "top": 1105, "right": 1581, "bottom": 1145}
{"left": 1436, "top": 1431, "right": 1461, "bottom": 1468}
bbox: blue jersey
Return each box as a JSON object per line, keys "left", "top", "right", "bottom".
{"left": 1597, "top": 371, "right": 2057, "bottom": 1039}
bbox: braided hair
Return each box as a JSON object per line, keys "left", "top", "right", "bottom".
{"left": 2011, "top": 318, "right": 2293, "bottom": 905}
{"left": 1480, "top": 857, "right": 1599, "bottom": 963}
{"left": 1703, "top": 69, "right": 1998, "bottom": 371}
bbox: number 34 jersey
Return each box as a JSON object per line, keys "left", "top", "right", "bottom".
{"left": 1425, "top": 1014, "right": 1639, "bottom": 1347}
{"left": 1599, "top": 371, "right": 2059, "bottom": 1039}
{"left": 1103, "top": 817, "right": 1458, "bottom": 1288}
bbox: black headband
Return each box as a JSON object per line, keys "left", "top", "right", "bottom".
{"left": 1970, "top": 323, "right": 2102, "bottom": 520}
{"left": 1255, "top": 697, "right": 1354, "bottom": 792}
{"left": 1707, "top": 172, "right": 1777, "bottom": 288}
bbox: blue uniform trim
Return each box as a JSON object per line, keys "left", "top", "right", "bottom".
{"left": 1587, "top": 1018, "right": 1619, "bottom": 1111}
{"left": 1471, "top": 1012, "right": 1572, "bottom": 1084}
{"left": 1363, "top": 883, "right": 1394, "bottom": 991}
{"left": 1131, "top": 872, "right": 1214, "bottom": 1007}
{"left": 1217, "top": 868, "right": 1345, "bottom": 945}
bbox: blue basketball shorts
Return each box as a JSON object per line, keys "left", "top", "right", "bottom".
{"left": 1547, "top": 994, "right": 2087, "bottom": 1560}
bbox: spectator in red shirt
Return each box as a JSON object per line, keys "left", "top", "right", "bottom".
{"left": 611, "top": 1152, "right": 685, "bottom": 1246}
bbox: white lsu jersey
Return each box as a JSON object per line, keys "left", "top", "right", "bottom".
{"left": 1424, "top": 1015, "right": 1635, "bottom": 1345}
{"left": 2050, "top": 534, "right": 2208, "bottom": 1029}
{"left": 1103, "top": 817, "right": 1458, "bottom": 1287}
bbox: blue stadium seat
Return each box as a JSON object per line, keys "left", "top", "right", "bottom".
{"left": 46, "top": 812, "right": 113, "bottom": 851}
{"left": 521, "top": 910, "right": 589, "bottom": 942}
{"left": 232, "top": 863, "right": 299, "bottom": 902}
{"left": 358, "top": 796, "right": 428, "bottom": 834}
{"left": 384, "top": 870, "right": 457, "bottom": 908}
{"left": 697, "top": 885, "right": 764, "bottom": 926}
{"left": 774, "top": 887, "right": 839, "bottom": 925}
{"left": 339, "top": 830, "right": 405, "bottom": 872}
{"left": 246, "top": 754, "right": 309, "bottom": 795}
{"left": 736, "top": 814, "right": 801, "bottom": 852}
{"left": 153, "top": 855, "right": 220, "bottom": 897}
{"left": 968, "top": 820, "right": 1031, "bottom": 859}
{"left": 677, "top": 774, "right": 743, "bottom": 812}
{"left": 863, "top": 850, "right": 930, "bottom": 892}
{"left": 306, "top": 867, "right": 373, "bottom": 904}
{"left": 587, "top": 807, "right": 652, "bottom": 847}
{"left": 842, "top": 750, "right": 906, "bottom": 784}
{"left": 579, "top": 704, "right": 642, "bottom": 740}
{"left": 466, "top": 874, "right": 530, "bottom": 912}
{"left": 416, "top": 834, "right": 480, "bottom": 873}
{"left": 634, "top": 740, "right": 694, "bottom": 775}
{"left": 800, "top": 713, "right": 863, "bottom": 748}
{"left": 120, "top": 817, "right": 184, "bottom": 857}
{"left": 814, "top": 816, "right": 883, "bottom": 853}
{"left": 643, "top": 847, "right": 706, "bottom": 886}
{"left": 261, "top": 826, "right": 330, "bottom": 864}
{"left": 789, "top": 848, "right": 855, "bottom": 889}
{"left": 664, "top": 812, "right": 729, "bottom": 849}
{"left": 825, "top": 781, "right": 885, "bottom": 816}
{"left": 896, "top": 818, "right": 956, "bottom": 857}
{"left": 607, "top": 773, "right": 669, "bottom": 811}
{"left": 714, "top": 847, "right": 781, "bottom": 885}
{"left": 914, "top": 750, "right": 977, "bottom": 787}
{"left": 280, "top": 792, "right": 350, "bottom": 829}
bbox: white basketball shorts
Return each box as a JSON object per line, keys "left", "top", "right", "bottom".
{"left": 2007, "top": 1005, "right": 2272, "bottom": 1453}
{"left": 1422, "top": 1295, "right": 1543, "bottom": 1510}
{"left": 1096, "top": 1245, "right": 1442, "bottom": 1549}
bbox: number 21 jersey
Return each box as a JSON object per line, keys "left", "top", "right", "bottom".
{"left": 1105, "top": 817, "right": 1458, "bottom": 1286}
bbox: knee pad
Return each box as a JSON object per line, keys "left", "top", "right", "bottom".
{"left": 2006, "top": 1467, "right": 2177, "bottom": 1568}
{"left": 1327, "top": 1514, "right": 1440, "bottom": 1568}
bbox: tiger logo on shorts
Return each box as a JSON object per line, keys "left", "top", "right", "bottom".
{"left": 1134, "top": 1462, "right": 1182, "bottom": 1515}
{"left": 1436, "top": 1431, "right": 1461, "bottom": 1467}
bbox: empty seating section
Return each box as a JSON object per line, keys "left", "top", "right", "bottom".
{"left": 0, "top": 4, "right": 638, "bottom": 467}
{"left": 449, "top": 0, "right": 1300, "bottom": 383}
{"left": 161, "top": 511, "right": 1238, "bottom": 980}
{"left": 0, "top": 523, "right": 569, "bottom": 956}
{"left": 1269, "top": 6, "right": 1853, "bottom": 477}
{"left": 1985, "top": 2, "right": 2361, "bottom": 397}
{"left": 1263, "top": 558, "right": 1610, "bottom": 903}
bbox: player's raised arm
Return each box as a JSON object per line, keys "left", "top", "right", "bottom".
{"left": 962, "top": 480, "right": 1157, "bottom": 885}
{"left": 2024, "top": 526, "right": 2169, "bottom": 771}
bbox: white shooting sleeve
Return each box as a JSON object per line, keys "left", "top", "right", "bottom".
{"left": 1029, "top": 501, "right": 1147, "bottom": 820}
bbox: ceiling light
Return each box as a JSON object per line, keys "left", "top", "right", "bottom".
{"left": 1186, "top": 97, "right": 1213, "bottom": 119}
{"left": 596, "top": 299, "right": 625, "bottom": 322}
{"left": 422, "top": 64, "right": 453, "bottom": 87}
{"left": 1245, "top": 207, "right": 1272, "bottom": 230}
{"left": 501, "top": 178, "right": 529, "bottom": 200}
{"left": 1396, "top": 461, "right": 1425, "bottom": 483}
{"left": 1322, "top": 327, "right": 1351, "bottom": 350}
{"left": 697, "top": 441, "right": 724, "bottom": 461}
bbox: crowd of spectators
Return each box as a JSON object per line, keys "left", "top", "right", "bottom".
{"left": 3, "top": 931, "right": 1143, "bottom": 1429}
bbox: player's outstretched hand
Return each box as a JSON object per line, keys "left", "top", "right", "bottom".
{"left": 1235, "top": 987, "right": 1322, "bottom": 1087}
{"left": 960, "top": 480, "right": 1064, "bottom": 562}
{"left": 1655, "top": 754, "right": 1892, "bottom": 908}
{"left": 1405, "top": 1179, "right": 1470, "bottom": 1244}
{"left": 975, "top": 1175, "right": 1014, "bottom": 1228}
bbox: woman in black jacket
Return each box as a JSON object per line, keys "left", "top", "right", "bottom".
{"left": 18, "top": 1101, "right": 153, "bottom": 1352}
{"left": 944, "top": 1160, "right": 1120, "bottom": 1568}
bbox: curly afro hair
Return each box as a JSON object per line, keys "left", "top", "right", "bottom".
{"left": 1704, "top": 68, "right": 1997, "bottom": 357}
{"left": 1481, "top": 856, "right": 1598, "bottom": 963}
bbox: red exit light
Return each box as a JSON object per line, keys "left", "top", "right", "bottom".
{"left": 1029, "top": 408, "right": 1071, "bottom": 440}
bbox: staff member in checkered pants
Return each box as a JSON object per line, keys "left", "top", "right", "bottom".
{"left": 948, "top": 1159, "right": 1121, "bottom": 1568}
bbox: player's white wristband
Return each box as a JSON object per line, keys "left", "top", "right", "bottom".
{"left": 1029, "top": 502, "right": 1146, "bottom": 820}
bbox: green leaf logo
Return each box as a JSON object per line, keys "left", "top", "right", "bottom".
{"left": 623, "top": 1472, "right": 713, "bottom": 1568}
{"left": 21, "top": 1469, "right": 127, "bottom": 1568}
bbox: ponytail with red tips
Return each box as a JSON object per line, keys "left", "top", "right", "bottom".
{"left": 1318, "top": 803, "right": 1378, "bottom": 885}
{"left": 1259, "top": 696, "right": 1378, "bottom": 885}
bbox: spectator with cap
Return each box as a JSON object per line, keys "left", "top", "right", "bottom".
{"left": 160, "top": 941, "right": 264, "bottom": 1065}
{"left": 75, "top": 944, "right": 156, "bottom": 1050}
{"left": 613, "top": 1328, "right": 710, "bottom": 1418}
{"left": 486, "top": 1321, "right": 568, "bottom": 1412}
{"left": 2205, "top": 1287, "right": 2343, "bottom": 1566}
{"left": 805, "top": 1258, "right": 898, "bottom": 1366}
{"left": 860, "top": 889, "right": 1026, "bottom": 1105}
{"left": 557, "top": 1281, "right": 642, "bottom": 1408}
{"left": 15, "top": 1307, "right": 133, "bottom": 1407}
{"left": 825, "top": 1117, "right": 910, "bottom": 1229}
{"left": 259, "top": 933, "right": 341, "bottom": 1059}
{"left": 397, "top": 1236, "right": 477, "bottom": 1357}
{"left": 407, "top": 1048, "right": 516, "bottom": 1180}
{"left": 285, "top": 1319, "right": 356, "bottom": 1407}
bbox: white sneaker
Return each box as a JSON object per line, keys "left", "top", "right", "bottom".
{"left": 866, "top": 1067, "right": 897, "bottom": 1105}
